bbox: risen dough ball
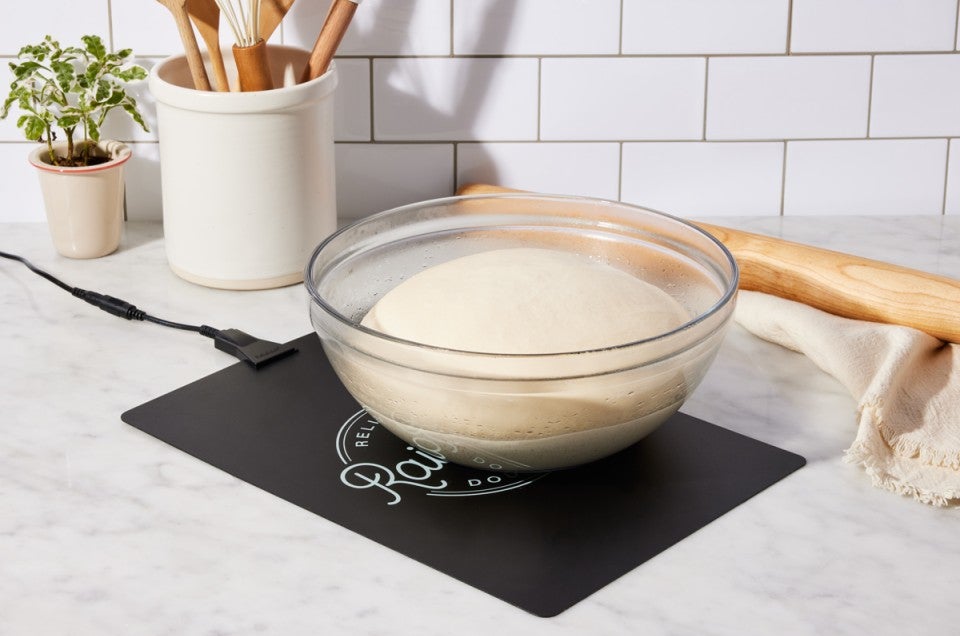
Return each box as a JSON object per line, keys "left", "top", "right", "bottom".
{"left": 361, "top": 247, "right": 689, "bottom": 354}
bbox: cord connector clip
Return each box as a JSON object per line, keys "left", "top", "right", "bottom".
{"left": 211, "top": 328, "right": 298, "bottom": 368}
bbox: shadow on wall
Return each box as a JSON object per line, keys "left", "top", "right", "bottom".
{"left": 102, "top": 57, "right": 163, "bottom": 224}
{"left": 289, "top": 0, "right": 516, "bottom": 219}
{"left": 109, "top": 0, "right": 518, "bottom": 224}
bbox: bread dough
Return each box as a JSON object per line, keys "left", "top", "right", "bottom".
{"left": 361, "top": 247, "right": 689, "bottom": 354}
{"left": 335, "top": 247, "right": 706, "bottom": 470}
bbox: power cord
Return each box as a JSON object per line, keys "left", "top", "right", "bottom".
{"left": 0, "top": 250, "right": 297, "bottom": 368}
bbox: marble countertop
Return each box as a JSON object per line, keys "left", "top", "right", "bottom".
{"left": 2, "top": 217, "right": 959, "bottom": 635}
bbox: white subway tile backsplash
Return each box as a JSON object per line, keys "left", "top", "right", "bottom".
{"left": 333, "top": 59, "right": 371, "bottom": 142}
{"left": 285, "top": 0, "right": 450, "bottom": 56}
{"left": 871, "top": 55, "right": 960, "bottom": 137}
{"left": 112, "top": 1, "right": 181, "bottom": 57}
{"left": 373, "top": 58, "right": 539, "bottom": 141}
{"left": 621, "top": 142, "right": 783, "bottom": 217}
{"left": 124, "top": 143, "right": 163, "bottom": 222}
{"left": 0, "top": 1, "right": 110, "bottom": 54}
{"left": 456, "top": 143, "right": 620, "bottom": 199}
{"left": 0, "top": 143, "right": 45, "bottom": 222}
{"left": 707, "top": 56, "right": 871, "bottom": 140}
{"left": 2, "top": 0, "right": 960, "bottom": 222}
{"left": 541, "top": 58, "right": 706, "bottom": 141}
{"left": 335, "top": 144, "right": 454, "bottom": 219}
{"left": 791, "top": 0, "right": 957, "bottom": 53}
{"left": 622, "top": 0, "right": 789, "bottom": 55}
{"left": 453, "top": 0, "right": 620, "bottom": 55}
{"left": 783, "top": 139, "right": 946, "bottom": 215}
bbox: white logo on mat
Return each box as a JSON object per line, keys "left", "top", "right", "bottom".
{"left": 336, "top": 410, "right": 542, "bottom": 506}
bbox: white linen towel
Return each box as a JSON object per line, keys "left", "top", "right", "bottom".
{"left": 734, "top": 290, "right": 960, "bottom": 507}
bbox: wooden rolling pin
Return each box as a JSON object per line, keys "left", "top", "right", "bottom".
{"left": 456, "top": 183, "right": 960, "bottom": 344}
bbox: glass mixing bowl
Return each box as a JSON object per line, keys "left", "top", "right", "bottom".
{"left": 305, "top": 194, "right": 738, "bottom": 472}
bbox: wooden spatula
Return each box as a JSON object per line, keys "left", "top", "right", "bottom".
{"left": 259, "top": 0, "right": 297, "bottom": 42}
{"left": 186, "top": 0, "right": 230, "bottom": 91}
{"left": 456, "top": 183, "right": 960, "bottom": 344}
{"left": 156, "top": 0, "right": 212, "bottom": 90}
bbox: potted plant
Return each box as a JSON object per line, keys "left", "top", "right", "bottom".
{"left": 1, "top": 35, "right": 149, "bottom": 258}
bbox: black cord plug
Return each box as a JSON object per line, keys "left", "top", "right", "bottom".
{"left": 73, "top": 289, "right": 147, "bottom": 320}
{"left": 1, "top": 250, "right": 298, "bottom": 369}
{"left": 210, "top": 329, "right": 299, "bottom": 369}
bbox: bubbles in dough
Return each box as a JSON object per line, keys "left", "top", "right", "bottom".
{"left": 361, "top": 247, "right": 689, "bottom": 354}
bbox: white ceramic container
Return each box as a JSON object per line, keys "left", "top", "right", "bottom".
{"left": 29, "top": 140, "right": 130, "bottom": 259}
{"left": 149, "top": 46, "right": 338, "bottom": 290}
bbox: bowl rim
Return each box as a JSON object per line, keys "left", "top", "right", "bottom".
{"left": 304, "top": 192, "right": 740, "bottom": 359}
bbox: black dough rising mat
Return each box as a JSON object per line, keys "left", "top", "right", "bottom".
{"left": 122, "top": 334, "right": 805, "bottom": 618}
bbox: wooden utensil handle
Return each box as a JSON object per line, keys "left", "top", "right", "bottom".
{"left": 456, "top": 183, "right": 960, "bottom": 343}
{"left": 172, "top": 7, "right": 212, "bottom": 91}
{"left": 301, "top": 0, "right": 358, "bottom": 82}
{"left": 234, "top": 40, "right": 274, "bottom": 92}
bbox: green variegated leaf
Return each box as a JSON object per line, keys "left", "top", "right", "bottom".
{"left": 51, "top": 60, "right": 74, "bottom": 91}
{"left": 122, "top": 99, "right": 148, "bottom": 132}
{"left": 82, "top": 35, "right": 106, "bottom": 61}
{"left": 2, "top": 91, "right": 23, "bottom": 118}
{"left": 105, "top": 88, "right": 124, "bottom": 106}
{"left": 12, "top": 61, "right": 41, "bottom": 80}
{"left": 86, "top": 118, "right": 100, "bottom": 142}
{"left": 23, "top": 116, "right": 46, "bottom": 140}
{"left": 95, "top": 80, "right": 111, "bottom": 102}
{"left": 114, "top": 66, "right": 148, "bottom": 82}
{"left": 86, "top": 60, "right": 102, "bottom": 82}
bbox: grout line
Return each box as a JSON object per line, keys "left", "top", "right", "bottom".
{"left": 702, "top": 58, "right": 710, "bottom": 140}
{"left": 1, "top": 137, "right": 952, "bottom": 146}
{"left": 368, "top": 58, "right": 375, "bottom": 141}
{"left": 110, "top": 0, "right": 121, "bottom": 219}
{"left": 786, "top": 0, "right": 794, "bottom": 54}
{"left": 327, "top": 50, "right": 959, "bottom": 60}
{"left": 329, "top": 136, "right": 955, "bottom": 145}
{"left": 1, "top": 137, "right": 946, "bottom": 146}
{"left": 866, "top": 55, "right": 875, "bottom": 137}
{"left": 449, "top": 0, "right": 454, "bottom": 56}
{"left": 452, "top": 142, "right": 458, "bottom": 191}
{"left": 779, "top": 141, "right": 788, "bottom": 216}
{"left": 106, "top": 0, "right": 116, "bottom": 52}
{"left": 3, "top": 51, "right": 958, "bottom": 60}
{"left": 618, "top": 0, "right": 624, "bottom": 55}
{"left": 536, "top": 58, "right": 542, "bottom": 141}
{"left": 942, "top": 139, "right": 952, "bottom": 215}
{"left": 955, "top": 0, "right": 960, "bottom": 50}
{"left": 617, "top": 142, "right": 624, "bottom": 201}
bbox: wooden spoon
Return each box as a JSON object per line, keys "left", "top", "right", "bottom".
{"left": 156, "top": 0, "right": 212, "bottom": 90}
{"left": 456, "top": 183, "right": 960, "bottom": 344}
{"left": 186, "top": 0, "right": 230, "bottom": 91}
{"left": 300, "top": 0, "right": 359, "bottom": 83}
{"left": 259, "top": 0, "right": 297, "bottom": 43}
